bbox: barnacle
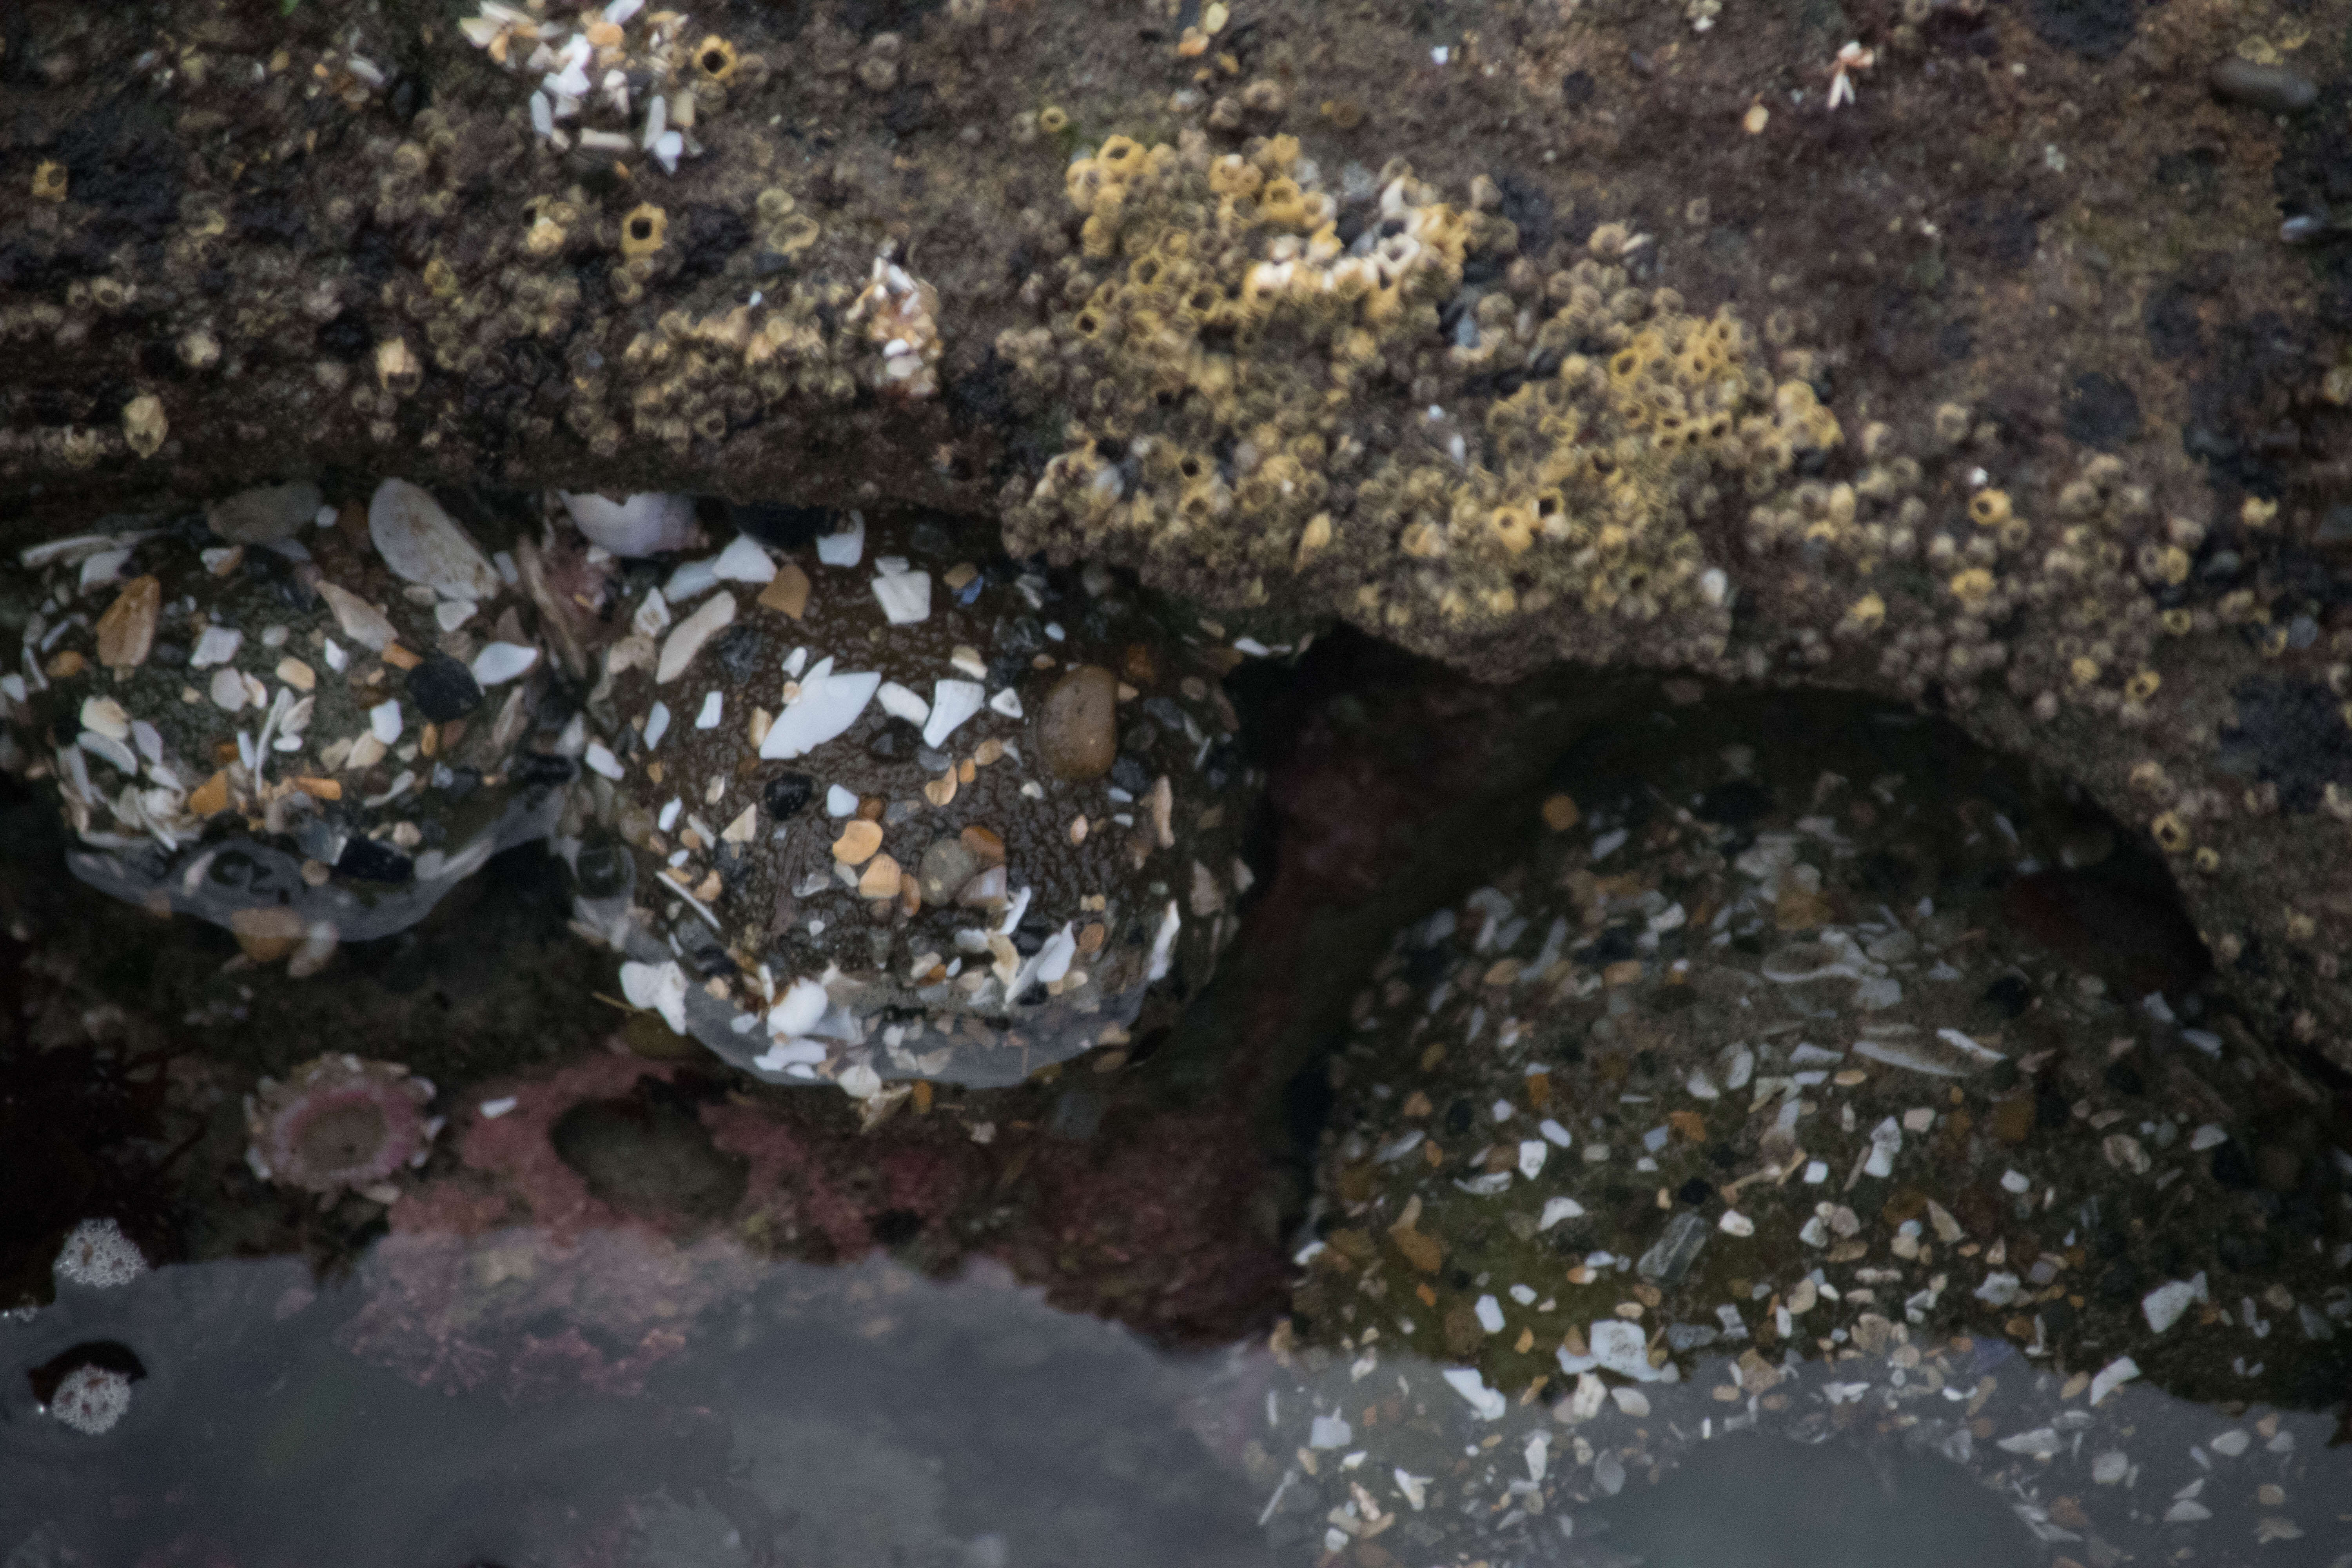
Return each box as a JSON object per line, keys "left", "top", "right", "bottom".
{"left": 620, "top": 203, "right": 669, "bottom": 259}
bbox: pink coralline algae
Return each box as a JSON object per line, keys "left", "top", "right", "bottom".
{"left": 244, "top": 1054, "right": 442, "bottom": 1200}
{"left": 335, "top": 1225, "right": 755, "bottom": 1401}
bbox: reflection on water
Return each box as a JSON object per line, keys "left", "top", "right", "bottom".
{"left": 5, "top": 1242, "right": 1271, "bottom": 1568}
{"left": 12, "top": 1225, "right": 2349, "bottom": 1566}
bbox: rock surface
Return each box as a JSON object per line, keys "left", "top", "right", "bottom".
{"left": 0, "top": 0, "right": 2349, "bottom": 1081}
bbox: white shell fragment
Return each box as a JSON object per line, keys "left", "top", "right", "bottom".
{"left": 367, "top": 479, "right": 502, "bottom": 600}
{"left": 759, "top": 657, "right": 881, "bottom": 759}
{"left": 712, "top": 533, "right": 777, "bottom": 583}
{"left": 871, "top": 569, "right": 932, "bottom": 626}
{"left": 189, "top": 626, "right": 244, "bottom": 669}
{"left": 815, "top": 514, "right": 866, "bottom": 566}
{"left": 922, "top": 679, "right": 986, "bottom": 750}
{"left": 656, "top": 590, "right": 737, "bottom": 684}
{"left": 561, "top": 491, "right": 700, "bottom": 556}
{"left": 2142, "top": 1273, "right": 2209, "bottom": 1334}
{"left": 2089, "top": 1355, "right": 2139, "bottom": 1405}
{"left": 877, "top": 681, "right": 930, "bottom": 727}
{"left": 1441, "top": 1367, "right": 1508, "bottom": 1421}
{"left": 1851, "top": 1026, "right": 2005, "bottom": 1076}
{"left": 317, "top": 581, "right": 398, "bottom": 652}
{"left": 620, "top": 959, "right": 689, "bottom": 1033}
{"left": 470, "top": 642, "right": 539, "bottom": 686}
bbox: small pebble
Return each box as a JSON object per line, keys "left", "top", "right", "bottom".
{"left": 1038, "top": 665, "right": 1118, "bottom": 780}
{"left": 2209, "top": 58, "right": 2316, "bottom": 114}
{"left": 407, "top": 654, "right": 485, "bottom": 723}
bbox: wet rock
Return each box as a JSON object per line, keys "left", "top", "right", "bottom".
{"left": 2026, "top": 0, "right": 2138, "bottom": 60}
{"left": 2061, "top": 371, "right": 2142, "bottom": 450}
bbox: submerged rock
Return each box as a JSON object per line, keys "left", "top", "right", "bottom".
{"left": 1275, "top": 699, "right": 2352, "bottom": 1561}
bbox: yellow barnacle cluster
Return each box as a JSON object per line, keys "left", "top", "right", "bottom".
{"left": 606, "top": 289, "right": 858, "bottom": 453}
{"left": 1005, "top": 132, "right": 1828, "bottom": 656}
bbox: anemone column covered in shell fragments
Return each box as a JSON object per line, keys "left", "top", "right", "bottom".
{"left": 1272, "top": 723, "right": 2352, "bottom": 1560}
{"left": 557, "top": 504, "right": 1259, "bottom": 1092}
{"left": 0, "top": 479, "right": 571, "bottom": 958}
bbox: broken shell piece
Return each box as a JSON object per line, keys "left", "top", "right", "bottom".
{"left": 561, "top": 491, "right": 702, "bottom": 556}
{"left": 368, "top": 479, "right": 502, "bottom": 600}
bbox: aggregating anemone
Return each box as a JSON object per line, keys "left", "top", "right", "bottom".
{"left": 1267, "top": 696, "right": 2352, "bottom": 1560}
{"left": 244, "top": 1053, "right": 443, "bottom": 1202}
{"left": 0, "top": 479, "right": 573, "bottom": 962}
{"left": 562, "top": 506, "right": 1260, "bottom": 1090}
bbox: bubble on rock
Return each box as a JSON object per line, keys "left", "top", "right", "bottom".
{"left": 367, "top": 479, "right": 501, "bottom": 601}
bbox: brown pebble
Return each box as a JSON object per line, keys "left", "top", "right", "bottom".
{"left": 1990, "top": 1095, "right": 2035, "bottom": 1145}
{"left": 1388, "top": 1223, "right": 1443, "bottom": 1274}
{"left": 832, "top": 819, "right": 884, "bottom": 864}
{"left": 1541, "top": 793, "right": 1581, "bottom": 832}
{"left": 95, "top": 575, "right": 161, "bottom": 669}
{"left": 858, "top": 853, "right": 902, "bottom": 898}
{"left": 229, "top": 905, "right": 304, "bottom": 964}
{"left": 758, "top": 562, "right": 811, "bottom": 618}
{"left": 960, "top": 825, "right": 1005, "bottom": 864}
{"left": 188, "top": 770, "right": 230, "bottom": 817}
{"left": 1037, "top": 664, "right": 1119, "bottom": 780}
{"left": 917, "top": 837, "right": 980, "bottom": 904}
